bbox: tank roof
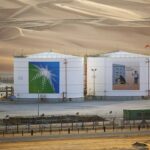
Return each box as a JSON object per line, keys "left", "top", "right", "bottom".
{"left": 101, "top": 51, "right": 149, "bottom": 58}
{"left": 27, "top": 52, "right": 79, "bottom": 59}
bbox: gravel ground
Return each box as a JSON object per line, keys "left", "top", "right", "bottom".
{"left": 0, "top": 99, "right": 150, "bottom": 119}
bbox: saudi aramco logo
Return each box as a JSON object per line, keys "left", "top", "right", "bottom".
{"left": 29, "top": 62, "right": 59, "bottom": 93}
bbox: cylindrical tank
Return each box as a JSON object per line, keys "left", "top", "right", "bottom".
{"left": 14, "top": 52, "right": 84, "bottom": 101}
{"left": 87, "top": 51, "right": 149, "bottom": 98}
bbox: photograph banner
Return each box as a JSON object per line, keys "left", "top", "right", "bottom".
{"left": 113, "top": 62, "right": 139, "bottom": 90}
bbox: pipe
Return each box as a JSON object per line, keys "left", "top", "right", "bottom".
{"left": 64, "top": 59, "right": 67, "bottom": 99}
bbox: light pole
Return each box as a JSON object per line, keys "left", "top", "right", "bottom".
{"left": 91, "top": 68, "right": 97, "bottom": 96}
{"left": 146, "top": 58, "right": 150, "bottom": 96}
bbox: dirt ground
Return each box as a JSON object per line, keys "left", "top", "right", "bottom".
{"left": 0, "top": 136, "right": 150, "bottom": 150}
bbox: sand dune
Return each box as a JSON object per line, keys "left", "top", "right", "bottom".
{"left": 0, "top": 27, "right": 24, "bottom": 41}
{"left": 0, "top": 0, "right": 150, "bottom": 73}
{"left": 9, "top": 5, "right": 51, "bottom": 19}
{"left": 0, "top": 0, "right": 26, "bottom": 9}
{"left": 55, "top": 0, "right": 142, "bottom": 21}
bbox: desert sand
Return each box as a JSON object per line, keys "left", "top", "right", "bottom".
{"left": 0, "top": 0, "right": 150, "bottom": 72}
{"left": 0, "top": 136, "right": 150, "bottom": 150}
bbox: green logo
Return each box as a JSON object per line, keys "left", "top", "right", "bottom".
{"left": 29, "top": 62, "right": 59, "bottom": 93}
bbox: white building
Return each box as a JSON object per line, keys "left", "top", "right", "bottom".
{"left": 87, "top": 51, "right": 150, "bottom": 100}
{"left": 14, "top": 52, "right": 84, "bottom": 101}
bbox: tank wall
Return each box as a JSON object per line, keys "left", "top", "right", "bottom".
{"left": 87, "top": 57, "right": 149, "bottom": 97}
{"left": 87, "top": 58, "right": 105, "bottom": 96}
{"left": 67, "top": 58, "right": 84, "bottom": 98}
{"left": 14, "top": 58, "right": 28, "bottom": 98}
{"left": 14, "top": 57, "right": 84, "bottom": 99}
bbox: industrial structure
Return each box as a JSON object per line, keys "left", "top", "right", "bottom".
{"left": 87, "top": 51, "right": 150, "bottom": 100}
{"left": 14, "top": 52, "right": 84, "bottom": 101}
{"left": 14, "top": 51, "right": 150, "bottom": 101}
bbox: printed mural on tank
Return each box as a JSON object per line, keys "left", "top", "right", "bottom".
{"left": 113, "top": 62, "right": 139, "bottom": 90}
{"left": 29, "top": 62, "right": 59, "bottom": 93}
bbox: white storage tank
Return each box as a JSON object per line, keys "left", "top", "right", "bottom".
{"left": 87, "top": 51, "right": 150, "bottom": 99}
{"left": 14, "top": 52, "right": 84, "bottom": 101}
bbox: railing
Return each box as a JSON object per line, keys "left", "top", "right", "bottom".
{"left": 0, "top": 119, "right": 149, "bottom": 136}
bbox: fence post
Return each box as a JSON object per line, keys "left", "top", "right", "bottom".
{"left": 61, "top": 122, "right": 62, "bottom": 131}
{"left": 31, "top": 129, "right": 33, "bottom": 136}
{"left": 50, "top": 129, "right": 52, "bottom": 134}
{"left": 72, "top": 122, "right": 73, "bottom": 131}
{"left": 95, "top": 128, "right": 97, "bottom": 133}
{"left": 17, "top": 123, "right": 19, "bottom": 133}
{"left": 5, "top": 123, "right": 7, "bottom": 133}
{"left": 49, "top": 123, "right": 52, "bottom": 134}
{"left": 68, "top": 128, "right": 70, "bottom": 134}
{"left": 82, "top": 122, "right": 84, "bottom": 130}
{"left": 93, "top": 121, "right": 95, "bottom": 129}
{"left": 39, "top": 124, "right": 40, "bottom": 132}
{"left": 28, "top": 122, "right": 30, "bottom": 133}
{"left": 133, "top": 119, "right": 135, "bottom": 127}
{"left": 22, "top": 130, "right": 24, "bottom": 136}
{"left": 103, "top": 126, "right": 106, "bottom": 132}
{"left": 130, "top": 125, "right": 131, "bottom": 131}
{"left": 78, "top": 128, "right": 79, "bottom": 134}
{"left": 138, "top": 125, "right": 141, "bottom": 131}
{"left": 113, "top": 118, "right": 115, "bottom": 132}
{"left": 12, "top": 131, "right": 14, "bottom": 136}
{"left": 49, "top": 123, "right": 52, "bottom": 131}
{"left": 86, "top": 128, "right": 88, "bottom": 133}
{"left": 41, "top": 129, "right": 43, "bottom": 136}
{"left": 113, "top": 125, "right": 115, "bottom": 132}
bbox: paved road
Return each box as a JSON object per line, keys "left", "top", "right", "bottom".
{"left": 0, "top": 130, "right": 150, "bottom": 143}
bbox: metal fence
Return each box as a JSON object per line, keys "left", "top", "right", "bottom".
{"left": 0, "top": 116, "right": 149, "bottom": 136}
